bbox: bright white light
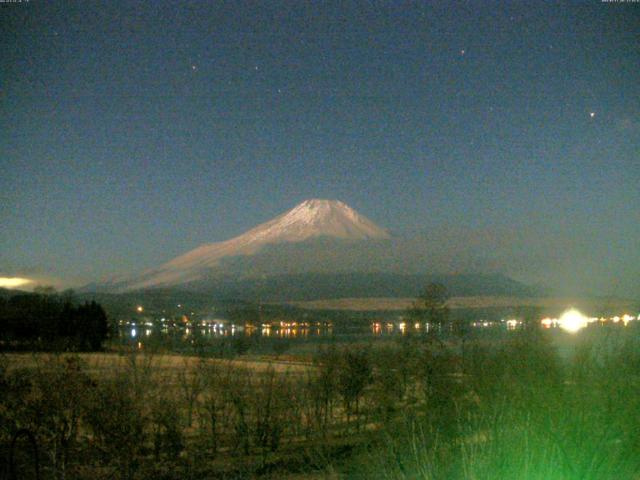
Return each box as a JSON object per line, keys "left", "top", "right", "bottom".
{"left": 0, "top": 277, "right": 33, "bottom": 289}
{"left": 131, "top": 328, "right": 137, "bottom": 338}
{"left": 559, "top": 308, "right": 588, "bottom": 333}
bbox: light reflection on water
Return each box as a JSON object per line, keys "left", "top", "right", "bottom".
{"left": 119, "top": 320, "right": 536, "bottom": 344}
{"left": 119, "top": 322, "right": 335, "bottom": 344}
{"left": 119, "top": 312, "right": 639, "bottom": 348}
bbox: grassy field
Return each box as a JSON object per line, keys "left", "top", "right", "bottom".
{"left": 3, "top": 324, "right": 640, "bottom": 479}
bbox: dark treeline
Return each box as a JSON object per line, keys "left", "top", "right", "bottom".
{"left": 0, "top": 289, "right": 109, "bottom": 351}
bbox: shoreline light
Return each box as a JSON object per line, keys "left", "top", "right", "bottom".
{"left": 559, "top": 308, "right": 589, "bottom": 333}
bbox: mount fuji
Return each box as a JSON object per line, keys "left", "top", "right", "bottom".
{"left": 101, "top": 199, "right": 390, "bottom": 292}
{"left": 90, "top": 199, "right": 536, "bottom": 300}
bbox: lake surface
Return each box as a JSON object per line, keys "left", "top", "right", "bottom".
{"left": 116, "top": 313, "right": 639, "bottom": 358}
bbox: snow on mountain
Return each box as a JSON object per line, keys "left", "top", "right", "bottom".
{"left": 118, "top": 199, "right": 389, "bottom": 291}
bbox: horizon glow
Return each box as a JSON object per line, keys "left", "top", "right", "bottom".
{"left": 0, "top": 277, "right": 33, "bottom": 289}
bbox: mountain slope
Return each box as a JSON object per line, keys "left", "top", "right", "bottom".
{"left": 107, "top": 199, "right": 389, "bottom": 291}
{"left": 180, "top": 272, "right": 540, "bottom": 302}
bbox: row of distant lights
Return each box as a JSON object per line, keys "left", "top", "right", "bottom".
{"left": 387, "top": 309, "right": 638, "bottom": 335}
{"left": 542, "top": 308, "right": 639, "bottom": 333}
{"left": 471, "top": 309, "right": 639, "bottom": 333}
{"left": 129, "top": 321, "right": 232, "bottom": 338}
{"left": 133, "top": 306, "right": 637, "bottom": 337}
{"left": 471, "top": 319, "right": 522, "bottom": 330}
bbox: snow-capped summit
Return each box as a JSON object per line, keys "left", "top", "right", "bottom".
{"left": 114, "top": 199, "right": 389, "bottom": 290}
{"left": 242, "top": 199, "right": 389, "bottom": 243}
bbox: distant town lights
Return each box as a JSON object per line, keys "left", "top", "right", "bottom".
{"left": 506, "top": 319, "right": 518, "bottom": 330}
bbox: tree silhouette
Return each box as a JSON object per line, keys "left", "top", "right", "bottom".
{"left": 337, "top": 348, "right": 372, "bottom": 430}
{"left": 408, "top": 282, "right": 450, "bottom": 336}
{"left": 0, "top": 291, "right": 109, "bottom": 351}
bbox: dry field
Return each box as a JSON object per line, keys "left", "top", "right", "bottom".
{"left": 2, "top": 351, "right": 313, "bottom": 375}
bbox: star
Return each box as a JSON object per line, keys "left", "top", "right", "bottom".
{"left": 590, "top": 112, "right": 596, "bottom": 118}
{"left": 191, "top": 65, "right": 198, "bottom": 72}
{"left": 460, "top": 49, "right": 466, "bottom": 56}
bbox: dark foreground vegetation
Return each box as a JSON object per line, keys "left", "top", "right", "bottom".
{"left": 0, "top": 289, "right": 109, "bottom": 352}
{"left": 2, "top": 322, "right": 640, "bottom": 479}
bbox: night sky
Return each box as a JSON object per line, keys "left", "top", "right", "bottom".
{"left": 1, "top": 1, "right": 639, "bottom": 296}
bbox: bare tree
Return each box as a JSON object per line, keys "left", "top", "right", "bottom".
{"left": 198, "top": 361, "right": 224, "bottom": 455}
{"left": 151, "top": 396, "right": 184, "bottom": 461}
{"left": 337, "top": 348, "right": 372, "bottom": 431}
{"left": 221, "top": 366, "right": 252, "bottom": 456}
{"left": 177, "top": 358, "right": 203, "bottom": 427}
{"left": 310, "top": 344, "right": 340, "bottom": 438}
{"left": 252, "top": 365, "right": 291, "bottom": 466}
{"left": 26, "top": 355, "right": 93, "bottom": 480}
{"left": 84, "top": 376, "right": 148, "bottom": 480}
{"left": 409, "top": 283, "right": 450, "bottom": 339}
